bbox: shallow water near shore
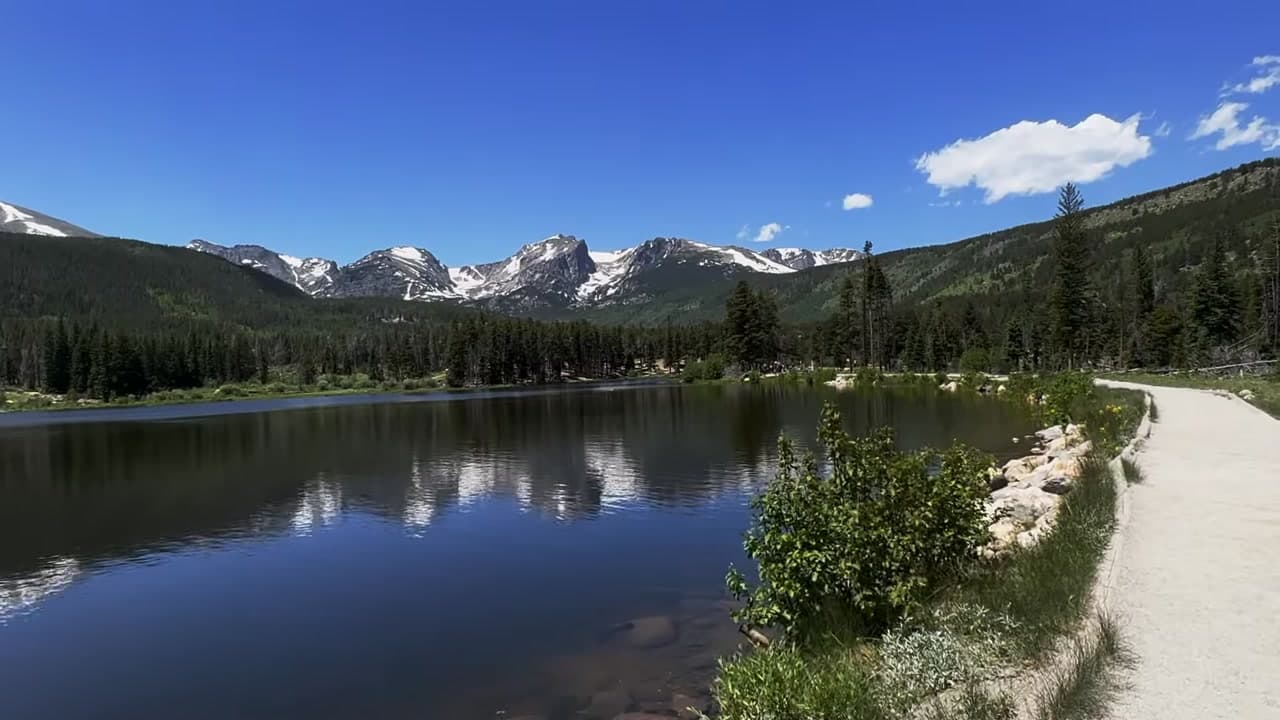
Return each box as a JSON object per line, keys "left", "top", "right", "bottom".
{"left": 0, "top": 382, "right": 1036, "bottom": 719}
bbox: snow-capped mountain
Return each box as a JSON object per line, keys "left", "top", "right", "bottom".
{"left": 188, "top": 240, "right": 338, "bottom": 296}
{"left": 335, "top": 246, "right": 454, "bottom": 300}
{"left": 762, "top": 247, "right": 864, "bottom": 270}
{"left": 0, "top": 201, "right": 99, "bottom": 238}
{"left": 188, "top": 234, "right": 863, "bottom": 310}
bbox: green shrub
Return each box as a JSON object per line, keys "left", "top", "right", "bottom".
{"left": 727, "top": 404, "right": 992, "bottom": 642}
{"left": 959, "top": 371, "right": 988, "bottom": 391}
{"left": 1041, "top": 372, "right": 1095, "bottom": 426}
{"left": 959, "top": 347, "right": 990, "bottom": 373}
{"left": 934, "top": 371, "right": 949, "bottom": 387}
{"left": 811, "top": 367, "right": 838, "bottom": 385}
{"left": 682, "top": 353, "right": 728, "bottom": 383}
{"left": 855, "top": 366, "right": 884, "bottom": 384}
{"left": 216, "top": 383, "right": 245, "bottom": 397}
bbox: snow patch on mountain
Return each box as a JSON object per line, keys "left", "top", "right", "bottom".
{"left": 1, "top": 202, "right": 68, "bottom": 236}
{"left": 190, "top": 234, "right": 861, "bottom": 309}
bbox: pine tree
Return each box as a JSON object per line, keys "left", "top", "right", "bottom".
{"left": 1132, "top": 243, "right": 1155, "bottom": 317}
{"left": 42, "top": 318, "right": 71, "bottom": 394}
{"left": 1261, "top": 218, "right": 1280, "bottom": 352}
{"left": 445, "top": 321, "right": 470, "bottom": 387}
{"left": 1191, "top": 236, "right": 1240, "bottom": 354}
{"left": 1049, "top": 183, "right": 1094, "bottom": 368}
{"left": 725, "top": 281, "right": 756, "bottom": 369}
{"left": 836, "top": 273, "right": 860, "bottom": 368}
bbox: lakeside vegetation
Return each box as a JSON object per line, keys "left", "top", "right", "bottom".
{"left": 707, "top": 374, "right": 1145, "bottom": 720}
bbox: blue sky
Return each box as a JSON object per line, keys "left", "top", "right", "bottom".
{"left": 2, "top": 1, "right": 1277, "bottom": 266}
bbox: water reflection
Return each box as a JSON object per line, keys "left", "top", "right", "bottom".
{"left": 0, "top": 382, "right": 1037, "bottom": 719}
{"left": 0, "top": 557, "right": 80, "bottom": 623}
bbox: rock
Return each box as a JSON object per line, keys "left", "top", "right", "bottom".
{"left": 1239, "top": 389, "right": 1256, "bottom": 402}
{"left": 940, "top": 381, "right": 959, "bottom": 392}
{"left": 1041, "top": 475, "right": 1073, "bottom": 495}
{"left": 987, "top": 466, "right": 1008, "bottom": 491}
{"left": 997, "top": 384, "right": 1007, "bottom": 394}
{"left": 1011, "top": 436, "right": 1019, "bottom": 443}
{"left": 618, "top": 616, "right": 677, "bottom": 648}
{"left": 988, "top": 517, "right": 1021, "bottom": 546}
{"left": 990, "top": 485, "right": 1061, "bottom": 524}
{"left": 1045, "top": 436, "right": 1069, "bottom": 454}
{"left": 585, "top": 688, "right": 632, "bottom": 718}
{"left": 671, "top": 692, "right": 708, "bottom": 719}
{"left": 1036, "top": 425, "right": 1065, "bottom": 442}
{"left": 613, "top": 715, "right": 677, "bottom": 720}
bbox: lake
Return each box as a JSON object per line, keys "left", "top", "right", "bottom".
{"left": 0, "top": 382, "right": 1037, "bottom": 719}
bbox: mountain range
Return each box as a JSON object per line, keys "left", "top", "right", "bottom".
{"left": 185, "top": 235, "right": 864, "bottom": 311}
{"left": 3, "top": 158, "right": 1279, "bottom": 327}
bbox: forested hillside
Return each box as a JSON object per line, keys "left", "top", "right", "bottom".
{"left": 563, "top": 159, "right": 1280, "bottom": 325}
{"left": 3, "top": 159, "right": 1279, "bottom": 404}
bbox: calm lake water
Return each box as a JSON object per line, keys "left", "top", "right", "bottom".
{"left": 0, "top": 382, "right": 1037, "bottom": 720}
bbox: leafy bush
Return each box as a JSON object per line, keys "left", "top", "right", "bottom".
{"left": 1041, "top": 372, "right": 1095, "bottom": 426}
{"left": 959, "top": 347, "right": 990, "bottom": 373}
{"left": 856, "top": 366, "right": 884, "bottom": 384}
{"left": 682, "top": 353, "right": 728, "bottom": 382}
{"left": 959, "top": 371, "right": 988, "bottom": 391}
{"left": 934, "top": 371, "right": 949, "bottom": 387}
{"left": 811, "top": 367, "right": 838, "bottom": 385}
{"left": 727, "top": 404, "right": 992, "bottom": 642}
{"left": 216, "top": 383, "right": 245, "bottom": 397}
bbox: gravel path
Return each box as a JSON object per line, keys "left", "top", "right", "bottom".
{"left": 1099, "top": 381, "right": 1280, "bottom": 719}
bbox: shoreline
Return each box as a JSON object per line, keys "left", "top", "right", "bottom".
{"left": 0, "top": 376, "right": 679, "bottom": 425}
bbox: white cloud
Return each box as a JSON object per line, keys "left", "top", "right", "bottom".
{"left": 1155, "top": 121, "right": 1172, "bottom": 138}
{"left": 1224, "top": 55, "right": 1280, "bottom": 95}
{"left": 751, "top": 222, "right": 786, "bottom": 243}
{"left": 1189, "top": 101, "right": 1280, "bottom": 151}
{"left": 841, "top": 192, "right": 873, "bottom": 210}
{"left": 914, "top": 113, "right": 1153, "bottom": 203}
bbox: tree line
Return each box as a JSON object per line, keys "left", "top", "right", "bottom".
{"left": 5, "top": 185, "right": 1280, "bottom": 401}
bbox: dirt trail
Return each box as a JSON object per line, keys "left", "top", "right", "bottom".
{"left": 1098, "top": 380, "right": 1280, "bottom": 719}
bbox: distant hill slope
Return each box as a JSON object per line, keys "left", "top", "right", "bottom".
{"left": 554, "top": 158, "right": 1280, "bottom": 324}
{"left": 0, "top": 232, "right": 469, "bottom": 331}
{"left": 0, "top": 201, "right": 99, "bottom": 237}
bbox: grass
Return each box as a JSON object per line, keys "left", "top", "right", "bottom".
{"left": 710, "top": 645, "right": 888, "bottom": 720}
{"left": 1034, "top": 612, "right": 1135, "bottom": 720}
{"left": 0, "top": 378, "right": 440, "bottom": 413}
{"left": 946, "top": 452, "right": 1118, "bottom": 660}
{"left": 1103, "top": 371, "right": 1280, "bottom": 419}
{"left": 924, "top": 685, "right": 1016, "bottom": 720}
{"left": 1120, "top": 457, "right": 1145, "bottom": 485}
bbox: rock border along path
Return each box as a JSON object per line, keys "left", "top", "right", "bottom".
{"left": 1098, "top": 380, "right": 1280, "bottom": 720}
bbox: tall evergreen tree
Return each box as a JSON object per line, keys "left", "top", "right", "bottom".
{"left": 1191, "top": 236, "right": 1240, "bottom": 353}
{"left": 42, "top": 318, "right": 71, "bottom": 394}
{"left": 1049, "top": 183, "right": 1094, "bottom": 368}
{"left": 836, "top": 273, "right": 860, "bottom": 368}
